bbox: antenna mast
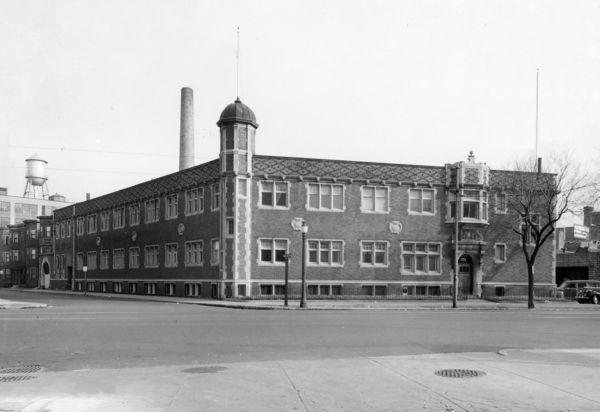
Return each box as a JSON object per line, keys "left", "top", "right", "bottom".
{"left": 535, "top": 68, "right": 539, "bottom": 162}
{"left": 236, "top": 26, "right": 240, "bottom": 98}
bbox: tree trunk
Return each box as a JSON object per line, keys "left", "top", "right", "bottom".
{"left": 527, "top": 264, "right": 535, "bottom": 309}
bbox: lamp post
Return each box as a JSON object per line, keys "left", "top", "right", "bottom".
{"left": 300, "top": 223, "right": 308, "bottom": 308}
{"left": 283, "top": 253, "right": 291, "bottom": 307}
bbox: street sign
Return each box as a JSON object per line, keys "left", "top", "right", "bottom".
{"left": 83, "top": 266, "right": 88, "bottom": 273}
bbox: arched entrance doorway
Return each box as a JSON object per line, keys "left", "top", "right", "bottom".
{"left": 458, "top": 254, "right": 473, "bottom": 295}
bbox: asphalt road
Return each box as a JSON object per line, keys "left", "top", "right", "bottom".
{"left": 1, "top": 290, "right": 600, "bottom": 372}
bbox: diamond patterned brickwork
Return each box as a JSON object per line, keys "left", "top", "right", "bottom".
{"left": 253, "top": 155, "right": 445, "bottom": 184}
{"left": 54, "top": 160, "right": 220, "bottom": 218}
{"left": 489, "top": 169, "right": 555, "bottom": 189}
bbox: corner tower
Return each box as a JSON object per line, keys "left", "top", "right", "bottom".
{"left": 216, "top": 98, "right": 258, "bottom": 298}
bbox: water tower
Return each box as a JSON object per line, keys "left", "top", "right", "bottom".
{"left": 23, "top": 154, "right": 49, "bottom": 199}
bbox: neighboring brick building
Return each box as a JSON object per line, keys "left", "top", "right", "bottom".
{"left": 0, "top": 216, "right": 54, "bottom": 287}
{"left": 50, "top": 98, "right": 556, "bottom": 299}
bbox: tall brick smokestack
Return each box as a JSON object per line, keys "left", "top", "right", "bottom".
{"left": 179, "top": 87, "right": 195, "bottom": 170}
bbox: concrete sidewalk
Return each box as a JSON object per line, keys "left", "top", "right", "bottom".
{"left": 4, "top": 287, "right": 588, "bottom": 311}
{"left": 1, "top": 349, "right": 599, "bottom": 411}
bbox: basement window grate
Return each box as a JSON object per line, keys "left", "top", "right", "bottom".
{"left": 182, "top": 366, "right": 228, "bottom": 374}
{"left": 434, "top": 369, "right": 486, "bottom": 378}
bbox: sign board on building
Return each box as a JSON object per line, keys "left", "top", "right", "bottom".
{"left": 573, "top": 224, "right": 589, "bottom": 240}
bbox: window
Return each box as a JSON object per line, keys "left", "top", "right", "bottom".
{"left": 87, "top": 214, "right": 97, "bottom": 234}
{"left": 308, "top": 240, "right": 343, "bottom": 266}
{"left": 521, "top": 215, "right": 541, "bottom": 245}
{"left": 449, "top": 190, "right": 488, "bottom": 222}
{"left": 144, "top": 283, "right": 157, "bottom": 295}
{"left": 59, "top": 223, "right": 65, "bottom": 238}
{"left": 114, "top": 282, "right": 122, "bottom": 293}
{"left": 260, "top": 284, "right": 274, "bottom": 295}
{"left": 55, "top": 223, "right": 60, "bottom": 239}
{"left": 495, "top": 193, "right": 507, "bottom": 214}
{"left": 259, "top": 238, "right": 288, "bottom": 264}
{"left": 211, "top": 184, "right": 221, "bottom": 211}
{"left": 129, "top": 283, "right": 138, "bottom": 294}
{"left": 185, "top": 188, "right": 203, "bottom": 215}
{"left": 113, "top": 249, "right": 125, "bottom": 269}
{"left": 76, "top": 253, "right": 84, "bottom": 270}
{"left": 360, "top": 241, "right": 388, "bottom": 266}
{"left": 185, "top": 283, "right": 200, "bottom": 297}
{"left": 361, "top": 186, "right": 389, "bottom": 213}
{"left": 12, "top": 250, "right": 19, "bottom": 261}
{"left": 87, "top": 251, "right": 97, "bottom": 270}
{"left": 401, "top": 242, "right": 442, "bottom": 274}
{"left": 307, "top": 183, "right": 344, "bottom": 211}
{"left": 66, "top": 219, "right": 72, "bottom": 238}
{"left": 260, "top": 181, "right": 288, "bottom": 208}
{"left": 28, "top": 248, "right": 36, "bottom": 260}
{"left": 129, "top": 247, "right": 140, "bottom": 269}
{"left": 100, "top": 211, "right": 110, "bottom": 231}
{"left": 144, "top": 245, "right": 159, "bottom": 268}
{"left": 100, "top": 250, "right": 109, "bottom": 270}
{"left": 87, "top": 282, "right": 95, "bottom": 292}
{"left": 145, "top": 198, "right": 160, "bottom": 223}
{"left": 76, "top": 217, "right": 85, "bottom": 236}
{"left": 494, "top": 244, "right": 506, "bottom": 263}
{"left": 210, "top": 239, "right": 219, "bottom": 266}
{"left": 165, "top": 194, "right": 178, "bottom": 220}
{"left": 165, "top": 283, "right": 176, "bottom": 296}
{"left": 165, "top": 243, "right": 178, "bottom": 267}
{"left": 129, "top": 203, "right": 140, "bottom": 226}
{"left": 408, "top": 189, "right": 435, "bottom": 214}
{"left": 113, "top": 207, "right": 125, "bottom": 229}
{"left": 226, "top": 218, "right": 234, "bottom": 236}
{"left": 185, "top": 241, "right": 203, "bottom": 266}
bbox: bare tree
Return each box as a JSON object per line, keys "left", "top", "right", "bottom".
{"left": 506, "top": 154, "right": 594, "bottom": 309}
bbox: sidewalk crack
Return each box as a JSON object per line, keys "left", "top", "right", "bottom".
{"left": 278, "top": 363, "right": 310, "bottom": 412}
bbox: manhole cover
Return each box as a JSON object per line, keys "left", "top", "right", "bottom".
{"left": 434, "top": 369, "right": 486, "bottom": 378}
{"left": 0, "top": 365, "right": 44, "bottom": 374}
{"left": 182, "top": 366, "right": 228, "bottom": 374}
{"left": 0, "top": 375, "right": 38, "bottom": 383}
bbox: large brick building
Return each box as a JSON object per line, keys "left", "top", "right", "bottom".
{"left": 50, "top": 96, "right": 556, "bottom": 299}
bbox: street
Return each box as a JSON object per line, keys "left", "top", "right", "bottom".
{"left": 1, "top": 289, "right": 599, "bottom": 372}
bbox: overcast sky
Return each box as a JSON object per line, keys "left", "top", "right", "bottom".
{"left": 1, "top": 0, "right": 599, "bottom": 206}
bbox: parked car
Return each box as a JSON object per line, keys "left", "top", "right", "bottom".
{"left": 577, "top": 287, "right": 600, "bottom": 304}
{"left": 557, "top": 280, "right": 600, "bottom": 300}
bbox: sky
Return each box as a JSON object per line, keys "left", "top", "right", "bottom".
{"left": 1, "top": 0, "right": 599, "bottom": 209}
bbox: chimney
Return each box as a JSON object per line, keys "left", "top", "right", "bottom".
{"left": 179, "top": 87, "right": 195, "bottom": 170}
{"left": 86, "top": 193, "right": 91, "bottom": 201}
{"left": 537, "top": 157, "right": 542, "bottom": 174}
{"left": 584, "top": 206, "right": 594, "bottom": 227}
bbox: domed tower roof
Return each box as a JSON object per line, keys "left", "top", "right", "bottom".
{"left": 217, "top": 97, "right": 258, "bottom": 128}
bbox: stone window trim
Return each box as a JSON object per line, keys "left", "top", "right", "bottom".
{"left": 164, "top": 243, "right": 179, "bottom": 268}
{"left": 400, "top": 241, "right": 442, "bottom": 275}
{"left": 211, "top": 183, "right": 221, "bottom": 212}
{"left": 305, "top": 183, "right": 345, "bottom": 212}
{"left": 447, "top": 189, "right": 489, "bottom": 224}
{"left": 87, "top": 214, "right": 97, "bottom": 234}
{"left": 129, "top": 203, "right": 141, "bottom": 227}
{"left": 360, "top": 185, "right": 390, "bottom": 214}
{"left": 407, "top": 188, "right": 436, "bottom": 216}
{"left": 257, "top": 238, "right": 289, "bottom": 266}
{"left": 184, "top": 240, "right": 204, "bottom": 267}
{"left": 144, "top": 244, "right": 160, "bottom": 268}
{"left": 145, "top": 198, "right": 160, "bottom": 224}
{"left": 494, "top": 243, "right": 507, "bottom": 263}
{"left": 112, "top": 248, "right": 125, "bottom": 269}
{"left": 129, "top": 247, "right": 140, "bottom": 269}
{"left": 519, "top": 214, "right": 541, "bottom": 246}
{"left": 307, "top": 239, "right": 345, "bottom": 266}
{"left": 184, "top": 187, "right": 204, "bottom": 216}
{"left": 258, "top": 180, "right": 290, "bottom": 210}
{"left": 99, "top": 249, "right": 109, "bottom": 270}
{"left": 494, "top": 192, "right": 508, "bottom": 214}
{"left": 359, "top": 240, "right": 390, "bottom": 268}
{"left": 86, "top": 251, "right": 97, "bottom": 270}
{"left": 165, "top": 194, "right": 179, "bottom": 220}
{"left": 100, "top": 211, "right": 110, "bottom": 232}
{"left": 210, "top": 238, "right": 220, "bottom": 266}
{"left": 113, "top": 207, "right": 126, "bottom": 229}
